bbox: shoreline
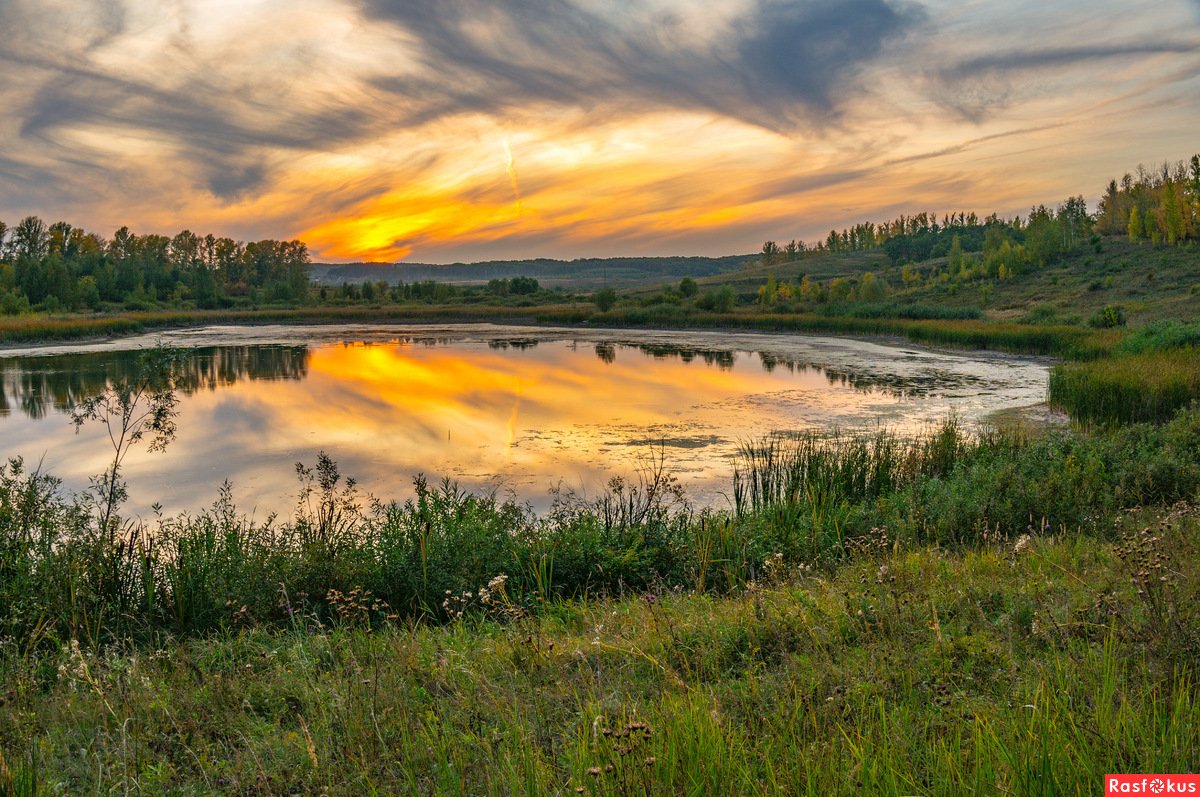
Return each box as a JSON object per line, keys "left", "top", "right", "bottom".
{"left": 0, "top": 305, "right": 1083, "bottom": 363}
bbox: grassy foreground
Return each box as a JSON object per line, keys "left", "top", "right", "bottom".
{"left": 2, "top": 506, "right": 1198, "bottom": 795}
{"left": 3, "top": 409, "right": 1200, "bottom": 794}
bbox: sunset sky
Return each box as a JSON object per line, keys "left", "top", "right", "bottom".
{"left": 2, "top": 0, "right": 1198, "bottom": 263}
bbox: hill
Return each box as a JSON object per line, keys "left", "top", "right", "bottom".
{"left": 310, "top": 254, "right": 753, "bottom": 290}
{"left": 691, "top": 238, "right": 1199, "bottom": 325}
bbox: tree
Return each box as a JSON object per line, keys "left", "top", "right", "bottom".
{"left": 1162, "top": 182, "right": 1184, "bottom": 245}
{"left": 947, "top": 235, "right": 964, "bottom": 274}
{"left": 509, "top": 276, "right": 539, "bottom": 295}
{"left": 1025, "top": 205, "right": 1063, "bottom": 266}
{"left": 760, "top": 241, "right": 780, "bottom": 265}
{"left": 678, "top": 277, "right": 698, "bottom": 298}
{"left": 1057, "top": 196, "right": 1090, "bottom": 249}
{"left": 70, "top": 347, "right": 186, "bottom": 539}
{"left": 1189, "top": 155, "right": 1200, "bottom": 206}
{"left": 77, "top": 275, "right": 101, "bottom": 310}
{"left": 593, "top": 287, "right": 618, "bottom": 312}
{"left": 858, "top": 272, "right": 888, "bottom": 302}
{"left": 170, "top": 230, "right": 201, "bottom": 269}
{"left": 1128, "top": 207, "right": 1143, "bottom": 242}
{"left": 758, "top": 274, "right": 778, "bottom": 305}
{"left": 13, "top": 216, "right": 48, "bottom": 260}
{"left": 710, "top": 286, "right": 735, "bottom": 313}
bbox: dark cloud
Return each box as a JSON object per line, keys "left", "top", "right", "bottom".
{"left": 932, "top": 39, "right": 1200, "bottom": 121}
{"left": 361, "top": 0, "right": 926, "bottom": 129}
{"left": 950, "top": 41, "right": 1200, "bottom": 78}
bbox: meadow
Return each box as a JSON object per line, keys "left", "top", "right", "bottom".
{"left": 2, "top": 477, "right": 1198, "bottom": 794}
{"left": 3, "top": 400, "right": 1200, "bottom": 793}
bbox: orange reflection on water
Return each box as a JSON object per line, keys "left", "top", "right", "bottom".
{"left": 276, "top": 341, "right": 834, "bottom": 481}
{"left": 0, "top": 328, "right": 1050, "bottom": 518}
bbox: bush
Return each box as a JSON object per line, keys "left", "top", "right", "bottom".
{"left": 593, "top": 287, "right": 618, "bottom": 312}
{"left": 695, "top": 286, "right": 735, "bottom": 313}
{"left": 1088, "top": 305, "right": 1126, "bottom": 328}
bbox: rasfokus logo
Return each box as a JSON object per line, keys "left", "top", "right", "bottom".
{"left": 1107, "top": 775, "right": 1200, "bottom": 794}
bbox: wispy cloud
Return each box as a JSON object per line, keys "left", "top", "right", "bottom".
{"left": 360, "top": 0, "right": 926, "bottom": 130}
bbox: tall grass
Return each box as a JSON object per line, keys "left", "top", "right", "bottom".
{"left": 732, "top": 412, "right": 1200, "bottom": 559}
{"left": 583, "top": 308, "right": 1118, "bottom": 358}
{"left": 733, "top": 421, "right": 973, "bottom": 514}
{"left": 4, "top": 411, "right": 1200, "bottom": 647}
{"left": 1050, "top": 348, "right": 1200, "bottom": 425}
{"left": 0, "top": 304, "right": 581, "bottom": 343}
{"left": 1116, "top": 319, "right": 1200, "bottom": 355}
{"left": 4, "top": 514, "right": 1200, "bottom": 794}
{"left": 815, "top": 301, "right": 983, "bottom": 320}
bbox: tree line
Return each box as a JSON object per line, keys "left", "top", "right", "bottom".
{"left": 760, "top": 153, "right": 1200, "bottom": 269}
{"left": 0, "top": 217, "right": 311, "bottom": 315}
{"left": 1095, "top": 156, "right": 1200, "bottom": 245}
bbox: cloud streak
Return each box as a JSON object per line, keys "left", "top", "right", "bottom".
{"left": 948, "top": 41, "right": 1200, "bottom": 78}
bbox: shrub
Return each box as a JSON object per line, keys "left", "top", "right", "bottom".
{"left": 1088, "top": 305, "right": 1126, "bottom": 328}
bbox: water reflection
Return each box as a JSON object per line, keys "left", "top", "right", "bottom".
{"left": 0, "top": 325, "right": 1049, "bottom": 517}
{"left": 0, "top": 337, "right": 984, "bottom": 420}
{"left": 0, "top": 346, "right": 309, "bottom": 419}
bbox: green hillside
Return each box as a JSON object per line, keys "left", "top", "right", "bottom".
{"left": 698, "top": 238, "right": 1198, "bottom": 325}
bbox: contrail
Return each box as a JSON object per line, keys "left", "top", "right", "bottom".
{"left": 503, "top": 137, "right": 525, "bottom": 215}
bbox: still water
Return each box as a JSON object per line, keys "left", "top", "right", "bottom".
{"left": 0, "top": 324, "right": 1050, "bottom": 517}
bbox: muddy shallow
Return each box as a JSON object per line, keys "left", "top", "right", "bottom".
{"left": 0, "top": 324, "right": 1050, "bottom": 516}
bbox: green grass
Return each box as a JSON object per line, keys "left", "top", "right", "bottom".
{"left": 3, "top": 507, "right": 1199, "bottom": 795}
{"left": 575, "top": 307, "right": 1118, "bottom": 358}
{"left": 1, "top": 294, "right": 1117, "bottom": 361}
{"left": 0, "top": 305, "right": 587, "bottom": 344}
{"left": 5, "top": 411, "right": 1200, "bottom": 645}
{"left": 1050, "top": 348, "right": 1200, "bottom": 425}
{"left": 814, "top": 301, "right": 983, "bottom": 320}
{"left": 732, "top": 412, "right": 1200, "bottom": 558}
{"left": 1116, "top": 320, "right": 1200, "bottom": 355}
{"left": 701, "top": 238, "right": 1200, "bottom": 326}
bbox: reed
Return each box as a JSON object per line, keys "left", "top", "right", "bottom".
{"left": 1050, "top": 348, "right": 1200, "bottom": 425}
{"left": 5, "top": 409, "right": 1200, "bottom": 648}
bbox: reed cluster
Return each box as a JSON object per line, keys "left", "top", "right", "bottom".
{"left": 4, "top": 412, "right": 1200, "bottom": 650}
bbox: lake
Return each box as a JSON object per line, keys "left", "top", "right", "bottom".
{"left": 0, "top": 324, "right": 1050, "bottom": 517}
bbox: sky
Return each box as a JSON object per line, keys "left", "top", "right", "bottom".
{"left": 1, "top": 0, "right": 1198, "bottom": 263}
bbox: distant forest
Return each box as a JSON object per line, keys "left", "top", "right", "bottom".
{"left": 759, "top": 154, "right": 1200, "bottom": 272}
{"left": 310, "top": 255, "right": 750, "bottom": 286}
